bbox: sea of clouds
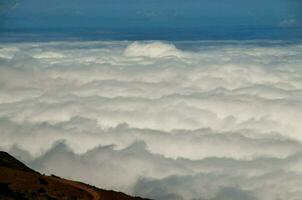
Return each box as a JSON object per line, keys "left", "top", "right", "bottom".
{"left": 1, "top": 40, "right": 302, "bottom": 200}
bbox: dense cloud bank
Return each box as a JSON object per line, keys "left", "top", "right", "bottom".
{"left": 1, "top": 41, "right": 302, "bottom": 200}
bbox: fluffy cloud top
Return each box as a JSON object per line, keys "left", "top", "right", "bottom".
{"left": 1, "top": 41, "right": 302, "bottom": 200}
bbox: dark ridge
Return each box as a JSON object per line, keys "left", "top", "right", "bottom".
{"left": 87, "top": 184, "right": 151, "bottom": 200}
{"left": 0, "top": 151, "right": 34, "bottom": 172}
{"left": 0, "top": 151, "right": 150, "bottom": 200}
{"left": 98, "top": 189, "right": 150, "bottom": 200}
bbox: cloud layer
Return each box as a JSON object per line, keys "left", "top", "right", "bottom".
{"left": 1, "top": 41, "right": 302, "bottom": 200}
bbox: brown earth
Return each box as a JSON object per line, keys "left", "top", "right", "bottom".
{"left": 0, "top": 151, "right": 149, "bottom": 200}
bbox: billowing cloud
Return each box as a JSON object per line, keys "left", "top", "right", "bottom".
{"left": 1, "top": 41, "right": 302, "bottom": 199}
{"left": 124, "top": 42, "right": 185, "bottom": 58}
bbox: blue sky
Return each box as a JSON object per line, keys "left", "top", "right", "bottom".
{"left": 0, "top": 0, "right": 301, "bottom": 40}
{"left": 1, "top": 0, "right": 301, "bottom": 29}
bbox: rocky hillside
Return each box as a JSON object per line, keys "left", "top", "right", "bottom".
{"left": 0, "top": 151, "right": 149, "bottom": 200}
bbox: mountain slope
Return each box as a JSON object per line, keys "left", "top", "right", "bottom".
{"left": 0, "top": 151, "right": 34, "bottom": 172}
{"left": 0, "top": 151, "right": 148, "bottom": 200}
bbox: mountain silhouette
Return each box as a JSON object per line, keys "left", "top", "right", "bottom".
{"left": 0, "top": 151, "right": 149, "bottom": 200}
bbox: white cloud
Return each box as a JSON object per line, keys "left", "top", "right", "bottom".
{"left": 124, "top": 41, "right": 185, "bottom": 58}
{"left": 279, "top": 19, "right": 297, "bottom": 27}
{"left": 1, "top": 41, "right": 302, "bottom": 199}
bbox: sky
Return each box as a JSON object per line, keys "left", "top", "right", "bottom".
{"left": 0, "top": 0, "right": 301, "bottom": 40}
